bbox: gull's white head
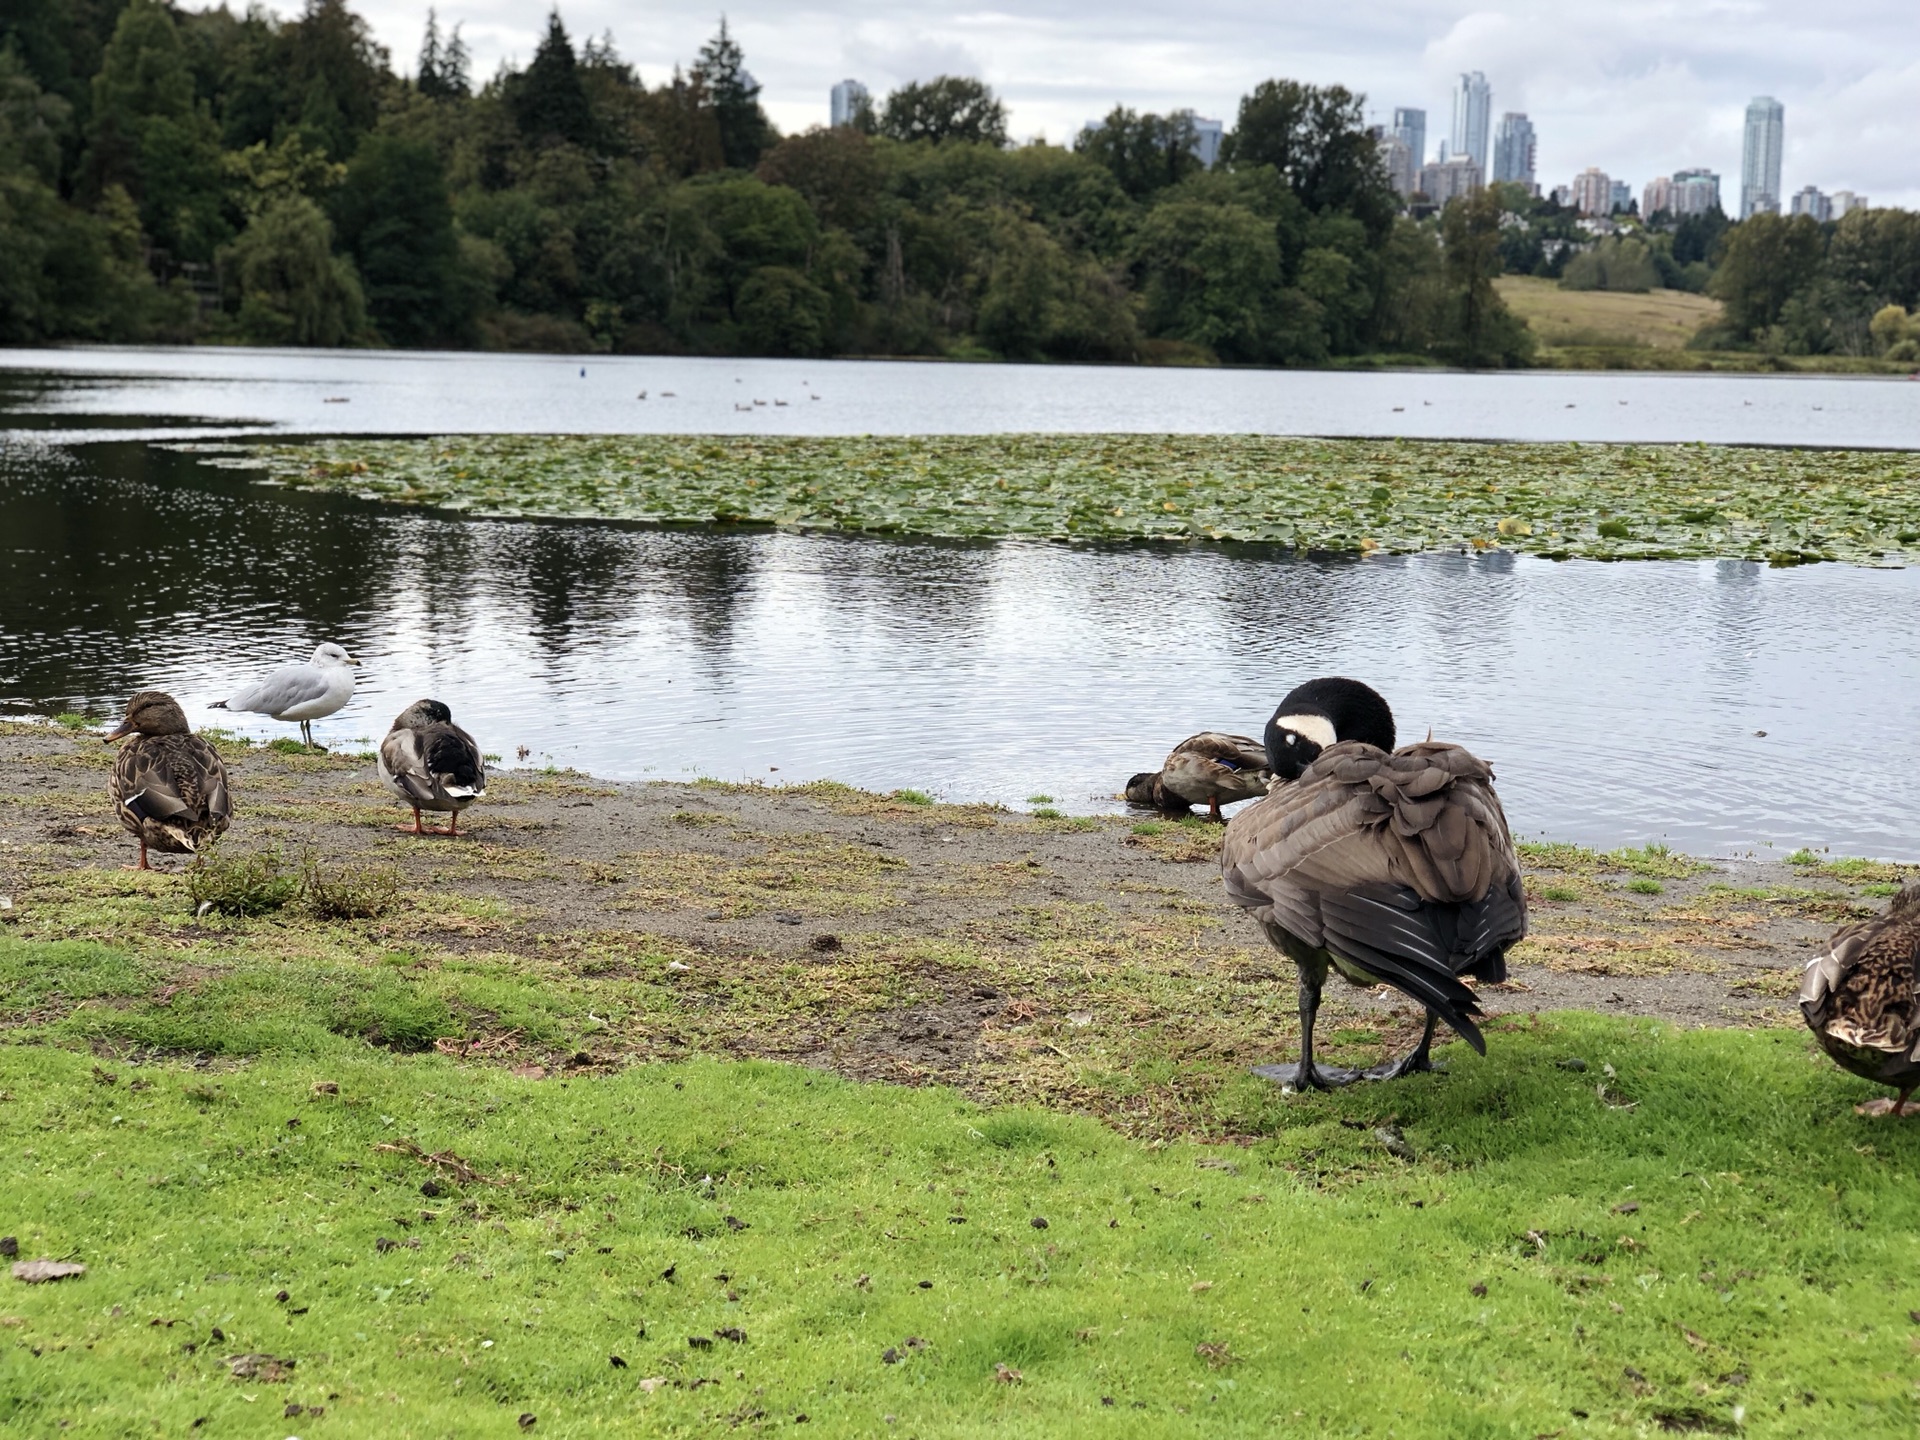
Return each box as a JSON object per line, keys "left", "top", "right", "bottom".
{"left": 311, "top": 642, "right": 356, "bottom": 668}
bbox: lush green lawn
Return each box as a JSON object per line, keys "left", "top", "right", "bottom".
{"left": 183, "top": 433, "right": 1920, "bottom": 566}
{"left": 3, "top": 937, "right": 1918, "bottom": 1437}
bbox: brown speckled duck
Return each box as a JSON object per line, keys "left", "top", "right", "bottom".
{"left": 105, "top": 691, "right": 232, "bottom": 870}
{"left": 1801, "top": 884, "right": 1920, "bottom": 1116}
{"left": 1126, "top": 733, "right": 1273, "bottom": 821}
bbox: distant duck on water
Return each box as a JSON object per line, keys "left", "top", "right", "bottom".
{"left": 379, "top": 699, "right": 487, "bottom": 836}
{"left": 1126, "top": 733, "right": 1273, "bottom": 821}
{"left": 1221, "top": 677, "right": 1527, "bottom": 1088}
{"left": 104, "top": 691, "right": 231, "bottom": 870}
{"left": 1801, "top": 885, "right": 1920, "bottom": 1116}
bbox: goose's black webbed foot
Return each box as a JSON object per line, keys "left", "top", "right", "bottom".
{"left": 1251, "top": 1061, "right": 1361, "bottom": 1091}
{"left": 1362, "top": 1051, "right": 1445, "bottom": 1081}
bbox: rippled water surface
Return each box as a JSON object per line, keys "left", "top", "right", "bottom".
{"left": 4, "top": 436, "right": 1917, "bottom": 855}
{"left": 3, "top": 344, "right": 1917, "bottom": 446}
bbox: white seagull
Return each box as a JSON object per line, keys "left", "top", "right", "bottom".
{"left": 211, "top": 642, "right": 357, "bottom": 749}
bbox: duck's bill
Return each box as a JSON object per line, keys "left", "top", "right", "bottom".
{"left": 103, "top": 721, "right": 135, "bottom": 743}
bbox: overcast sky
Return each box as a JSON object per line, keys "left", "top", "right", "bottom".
{"left": 350, "top": 1, "right": 1918, "bottom": 207}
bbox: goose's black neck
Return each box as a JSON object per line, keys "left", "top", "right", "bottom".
{"left": 1264, "top": 677, "right": 1397, "bottom": 780}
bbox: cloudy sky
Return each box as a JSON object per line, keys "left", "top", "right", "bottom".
{"left": 350, "top": 1, "right": 1918, "bottom": 207}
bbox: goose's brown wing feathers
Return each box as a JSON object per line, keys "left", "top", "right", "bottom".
{"left": 1222, "top": 740, "right": 1527, "bottom": 1051}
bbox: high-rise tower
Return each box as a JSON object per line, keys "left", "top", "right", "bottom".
{"left": 1392, "top": 107, "right": 1426, "bottom": 167}
{"left": 1491, "top": 112, "right": 1535, "bottom": 188}
{"left": 1451, "top": 72, "right": 1492, "bottom": 170}
{"left": 1740, "top": 96, "right": 1784, "bottom": 218}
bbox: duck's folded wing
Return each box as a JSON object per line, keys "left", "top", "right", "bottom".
{"left": 1172, "top": 733, "right": 1270, "bottom": 773}
{"left": 425, "top": 723, "right": 486, "bottom": 794}
{"left": 117, "top": 749, "right": 199, "bottom": 824}
{"left": 381, "top": 729, "right": 439, "bottom": 804}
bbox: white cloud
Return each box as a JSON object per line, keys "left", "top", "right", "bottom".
{"left": 346, "top": 0, "right": 1919, "bottom": 205}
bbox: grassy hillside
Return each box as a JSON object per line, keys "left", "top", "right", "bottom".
{"left": 1494, "top": 276, "right": 1722, "bottom": 351}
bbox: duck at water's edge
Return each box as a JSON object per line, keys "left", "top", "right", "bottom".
{"left": 379, "top": 699, "right": 488, "bottom": 836}
{"left": 1221, "top": 678, "right": 1527, "bottom": 1087}
{"left": 1126, "top": 733, "right": 1272, "bottom": 821}
{"left": 1801, "top": 885, "right": 1920, "bottom": 1116}
{"left": 104, "top": 692, "right": 232, "bottom": 870}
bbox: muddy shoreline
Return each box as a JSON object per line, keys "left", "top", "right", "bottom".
{"left": 1, "top": 720, "right": 1896, "bottom": 1134}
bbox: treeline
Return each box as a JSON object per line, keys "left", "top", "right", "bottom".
{"left": 1, "top": 0, "right": 1538, "bottom": 364}
{"left": 1487, "top": 183, "right": 1920, "bottom": 360}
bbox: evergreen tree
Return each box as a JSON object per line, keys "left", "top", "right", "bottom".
{"left": 416, "top": 9, "right": 470, "bottom": 100}
{"left": 85, "top": 0, "right": 227, "bottom": 260}
{"left": 692, "top": 17, "right": 773, "bottom": 169}
{"left": 282, "top": 0, "right": 388, "bottom": 160}
{"left": 509, "top": 9, "right": 595, "bottom": 148}
{"left": 332, "top": 132, "right": 467, "bottom": 345}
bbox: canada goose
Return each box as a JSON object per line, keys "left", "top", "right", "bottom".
{"left": 1800, "top": 884, "right": 1920, "bottom": 1116}
{"left": 1222, "top": 678, "right": 1526, "bottom": 1088}
{"left": 379, "top": 699, "right": 487, "bottom": 836}
{"left": 104, "top": 691, "right": 231, "bottom": 870}
{"left": 1125, "top": 733, "right": 1272, "bottom": 821}
{"left": 211, "top": 643, "right": 356, "bottom": 750}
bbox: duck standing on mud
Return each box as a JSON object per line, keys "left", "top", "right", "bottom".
{"left": 1801, "top": 885, "right": 1920, "bottom": 1116}
{"left": 1220, "top": 678, "right": 1527, "bottom": 1088}
{"left": 1126, "top": 733, "right": 1273, "bottom": 820}
{"left": 379, "top": 699, "right": 488, "bottom": 836}
{"left": 104, "top": 691, "right": 232, "bottom": 870}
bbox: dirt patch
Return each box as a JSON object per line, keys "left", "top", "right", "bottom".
{"left": 0, "top": 719, "right": 1884, "bottom": 1133}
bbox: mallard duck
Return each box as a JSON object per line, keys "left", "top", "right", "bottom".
{"left": 1221, "top": 678, "right": 1526, "bottom": 1088}
{"left": 104, "top": 691, "right": 232, "bottom": 870}
{"left": 1126, "top": 733, "right": 1273, "bottom": 820}
{"left": 211, "top": 643, "right": 356, "bottom": 749}
{"left": 379, "top": 699, "right": 487, "bottom": 836}
{"left": 1801, "top": 885, "right": 1920, "bottom": 1116}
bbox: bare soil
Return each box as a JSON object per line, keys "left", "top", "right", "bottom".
{"left": 1, "top": 721, "right": 1900, "bottom": 1134}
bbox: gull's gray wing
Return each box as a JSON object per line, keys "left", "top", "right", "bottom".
{"left": 223, "top": 663, "right": 328, "bottom": 717}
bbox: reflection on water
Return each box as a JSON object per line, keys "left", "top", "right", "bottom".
{"left": 3, "top": 438, "right": 1918, "bottom": 855}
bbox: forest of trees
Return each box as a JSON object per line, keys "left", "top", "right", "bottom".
{"left": 2, "top": 1, "right": 1916, "bottom": 365}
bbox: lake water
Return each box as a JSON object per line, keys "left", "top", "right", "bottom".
{"left": 3, "top": 344, "right": 1918, "bottom": 447}
{"left": 5, "top": 425, "right": 1918, "bottom": 856}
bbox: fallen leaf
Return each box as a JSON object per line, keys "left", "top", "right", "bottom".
{"left": 1470, "top": 1282, "right": 1488, "bottom": 1297}
{"left": 518, "top": 1414, "right": 537, "bottom": 1430}
{"left": 311, "top": 1081, "right": 339, "bottom": 1095}
{"left": 1682, "top": 1327, "right": 1711, "bottom": 1351}
{"left": 12, "top": 1260, "right": 85, "bottom": 1283}
{"left": 224, "top": 1353, "right": 294, "bottom": 1382}
{"left": 639, "top": 1377, "right": 669, "bottom": 1393}
{"left": 511, "top": 1064, "right": 547, "bottom": 1080}
{"left": 1613, "top": 1201, "right": 1641, "bottom": 1214}
{"left": 1190, "top": 1280, "right": 1214, "bottom": 1293}
{"left": 1195, "top": 1341, "right": 1240, "bottom": 1368}
{"left": 993, "top": 1362, "right": 1023, "bottom": 1384}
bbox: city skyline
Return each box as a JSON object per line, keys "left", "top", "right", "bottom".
{"left": 329, "top": 1, "right": 1917, "bottom": 208}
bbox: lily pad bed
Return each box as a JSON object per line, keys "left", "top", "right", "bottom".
{"left": 178, "top": 434, "right": 1920, "bottom": 565}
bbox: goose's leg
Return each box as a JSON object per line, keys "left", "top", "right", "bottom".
{"left": 395, "top": 805, "right": 428, "bottom": 835}
{"left": 446, "top": 808, "right": 459, "bottom": 837}
{"left": 1253, "top": 962, "right": 1360, "bottom": 1090}
{"left": 1207, "top": 796, "right": 1223, "bottom": 822}
{"left": 1364, "top": 1011, "right": 1445, "bottom": 1081}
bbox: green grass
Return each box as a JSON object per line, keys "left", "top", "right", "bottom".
{"left": 177, "top": 434, "right": 1920, "bottom": 566}
{"left": 1625, "top": 879, "right": 1664, "bottom": 896}
{"left": 1519, "top": 842, "right": 1711, "bottom": 881}
{"left": 1025, "top": 795, "right": 1055, "bottom": 806}
{"left": 1028, "top": 808, "right": 1064, "bottom": 820}
{"left": 2, "top": 935, "right": 1919, "bottom": 1436}
{"left": 893, "top": 789, "right": 937, "bottom": 807}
